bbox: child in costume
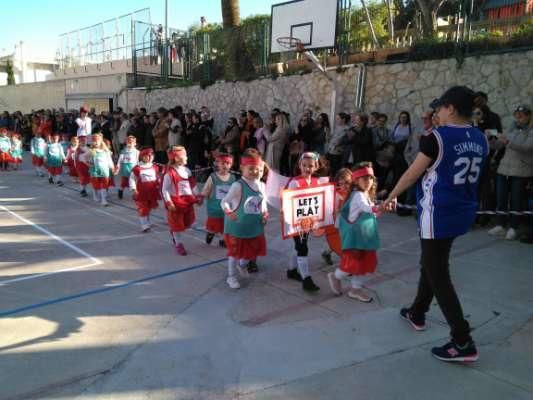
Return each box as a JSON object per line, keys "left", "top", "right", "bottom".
{"left": 75, "top": 135, "right": 91, "bottom": 197}
{"left": 0, "top": 129, "right": 12, "bottom": 171}
{"left": 201, "top": 152, "right": 236, "bottom": 247}
{"left": 162, "top": 145, "right": 202, "bottom": 255}
{"left": 285, "top": 152, "right": 329, "bottom": 292}
{"left": 321, "top": 168, "right": 352, "bottom": 265}
{"left": 30, "top": 132, "right": 47, "bottom": 177}
{"left": 129, "top": 148, "right": 161, "bottom": 232}
{"left": 9, "top": 133, "right": 23, "bottom": 170}
{"left": 66, "top": 136, "right": 79, "bottom": 182}
{"left": 221, "top": 148, "right": 268, "bottom": 289}
{"left": 115, "top": 135, "right": 139, "bottom": 199}
{"left": 89, "top": 133, "right": 115, "bottom": 206}
{"left": 327, "top": 162, "right": 381, "bottom": 303}
{"left": 45, "top": 133, "right": 66, "bottom": 186}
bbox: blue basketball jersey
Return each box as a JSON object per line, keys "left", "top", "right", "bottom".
{"left": 417, "top": 125, "right": 488, "bottom": 239}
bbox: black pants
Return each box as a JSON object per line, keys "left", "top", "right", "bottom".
{"left": 410, "top": 238, "right": 472, "bottom": 345}
{"left": 293, "top": 235, "right": 309, "bottom": 257}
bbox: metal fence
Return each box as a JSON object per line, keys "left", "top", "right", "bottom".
{"left": 57, "top": 8, "right": 151, "bottom": 70}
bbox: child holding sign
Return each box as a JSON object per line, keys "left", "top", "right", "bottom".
{"left": 286, "top": 152, "right": 327, "bottom": 292}
{"left": 328, "top": 162, "right": 381, "bottom": 303}
{"left": 202, "top": 152, "right": 236, "bottom": 247}
{"left": 221, "top": 149, "right": 268, "bottom": 289}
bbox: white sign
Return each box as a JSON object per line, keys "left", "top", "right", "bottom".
{"left": 281, "top": 183, "right": 335, "bottom": 239}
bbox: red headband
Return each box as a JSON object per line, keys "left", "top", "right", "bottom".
{"left": 168, "top": 148, "right": 187, "bottom": 159}
{"left": 140, "top": 148, "right": 154, "bottom": 158}
{"left": 352, "top": 167, "right": 374, "bottom": 179}
{"left": 240, "top": 156, "right": 262, "bottom": 167}
{"left": 216, "top": 155, "right": 233, "bottom": 164}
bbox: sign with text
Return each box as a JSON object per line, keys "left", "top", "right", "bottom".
{"left": 281, "top": 183, "right": 335, "bottom": 239}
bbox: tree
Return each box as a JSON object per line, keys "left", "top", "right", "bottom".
{"left": 6, "top": 59, "right": 15, "bottom": 85}
{"left": 415, "top": 0, "right": 448, "bottom": 36}
{"left": 221, "top": 0, "right": 241, "bottom": 79}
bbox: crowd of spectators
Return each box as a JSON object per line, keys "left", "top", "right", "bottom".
{"left": 0, "top": 91, "right": 531, "bottom": 242}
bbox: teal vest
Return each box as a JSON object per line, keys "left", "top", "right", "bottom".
{"left": 90, "top": 150, "right": 111, "bottom": 178}
{"left": 47, "top": 143, "right": 64, "bottom": 167}
{"left": 224, "top": 180, "right": 264, "bottom": 238}
{"left": 32, "top": 138, "right": 46, "bottom": 157}
{"left": 207, "top": 173, "right": 236, "bottom": 218}
{"left": 0, "top": 137, "right": 10, "bottom": 153}
{"left": 119, "top": 148, "right": 138, "bottom": 177}
{"left": 339, "top": 192, "right": 380, "bottom": 250}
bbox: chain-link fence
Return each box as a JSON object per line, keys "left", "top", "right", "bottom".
{"left": 131, "top": 2, "right": 530, "bottom": 84}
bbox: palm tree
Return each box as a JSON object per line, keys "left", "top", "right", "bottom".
{"left": 221, "top": 0, "right": 241, "bottom": 79}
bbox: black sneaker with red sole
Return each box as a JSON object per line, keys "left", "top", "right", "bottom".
{"left": 431, "top": 340, "right": 478, "bottom": 362}
{"left": 400, "top": 308, "right": 426, "bottom": 331}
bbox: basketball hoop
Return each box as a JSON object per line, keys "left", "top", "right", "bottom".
{"left": 294, "top": 216, "right": 317, "bottom": 240}
{"left": 276, "top": 36, "right": 305, "bottom": 53}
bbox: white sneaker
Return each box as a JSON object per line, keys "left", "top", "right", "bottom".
{"left": 226, "top": 276, "right": 240, "bottom": 289}
{"left": 141, "top": 224, "right": 151, "bottom": 232}
{"left": 488, "top": 225, "right": 505, "bottom": 236}
{"left": 101, "top": 199, "right": 109, "bottom": 207}
{"left": 505, "top": 228, "right": 517, "bottom": 240}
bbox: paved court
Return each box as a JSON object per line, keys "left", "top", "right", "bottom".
{"left": 1, "top": 158, "right": 532, "bottom": 400}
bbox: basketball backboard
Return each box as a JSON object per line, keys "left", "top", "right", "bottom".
{"left": 270, "top": 0, "right": 339, "bottom": 53}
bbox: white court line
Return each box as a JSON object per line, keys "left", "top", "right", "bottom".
{"left": 0, "top": 204, "right": 102, "bottom": 286}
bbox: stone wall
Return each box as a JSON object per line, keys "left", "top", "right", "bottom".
{"left": 146, "top": 67, "right": 360, "bottom": 133}
{"left": 146, "top": 49, "right": 533, "bottom": 132}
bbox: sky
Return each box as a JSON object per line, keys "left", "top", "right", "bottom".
{"left": 0, "top": 0, "right": 278, "bottom": 61}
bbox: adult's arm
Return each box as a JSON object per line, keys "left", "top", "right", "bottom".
{"left": 385, "top": 152, "right": 433, "bottom": 203}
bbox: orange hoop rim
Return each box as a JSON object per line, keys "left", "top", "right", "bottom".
{"left": 276, "top": 36, "right": 305, "bottom": 52}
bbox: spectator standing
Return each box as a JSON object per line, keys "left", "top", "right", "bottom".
{"left": 153, "top": 108, "right": 170, "bottom": 164}
{"left": 489, "top": 105, "right": 533, "bottom": 240}
{"left": 76, "top": 107, "right": 92, "bottom": 139}
{"left": 349, "top": 113, "right": 375, "bottom": 165}
{"left": 168, "top": 109, "right": 183, "bottom": 147}
{"left": 327, "top": 113, "right": 350, "bottom": 177}
{"left": 372, "top": 114, "right": 392, "bottom": 150}
{"left": 263, "top": 112, "right": 289, "bottom": 173}
{"left": 311, "top": 113, "right": 329, "bottom": 154}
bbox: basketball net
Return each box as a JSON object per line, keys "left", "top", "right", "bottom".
{"left": 276, "top": 36, "right": 326, "bottom": 74}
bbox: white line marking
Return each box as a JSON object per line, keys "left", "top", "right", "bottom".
{"left": 0, "top": 205, "right": 102, "bottom": 286}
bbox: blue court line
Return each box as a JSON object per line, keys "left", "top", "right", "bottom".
{"left": 0, "top": 258, "right": 227, "bottom": 318}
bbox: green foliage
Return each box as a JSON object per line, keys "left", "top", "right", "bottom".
{"left": 6, "top": 59, "right": 15, "bottom": 85}
{"left": 344, "top": 2, "right": 392, "bottom": 50}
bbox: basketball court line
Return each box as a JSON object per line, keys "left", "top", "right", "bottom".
{"left": 0, "top": 258, "right": 227, "bottom": 317}
{"left": 0, "top": 204, "right": 103, "bottom": 286}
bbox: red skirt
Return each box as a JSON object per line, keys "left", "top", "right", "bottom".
{"left": 340, "top": 250, "right": 377, "bottom": 276}
{"left": 32, "top": 155, "right": 44, "bottom": 167}
{"left": 0, "top": 151, "right": 12, "bottom": 163}
{"left": 225, "top": 234, "right": 266, "bottom": 260}
{"left": 10, "top": 157, "right": 22, "bottom": 164}
{"left": 47, "top": 166, "right": 63, "bottom": 176}
{"left": 167, "top": 206, "right": 195, "bottom": 232}
{"left": 77, "top": 163, "right": 90, "bottom": 185}
{"left": 91, "top": 177, "right": 112, "bottom": 190}
{"left": 67, "top": 159, "right": 78, "bottom": 177}
{"left": 136, "top": 199, "right": 159, "bottom": 216}
{"left": 206, "top": 216, "right": 224, "bottom": 234}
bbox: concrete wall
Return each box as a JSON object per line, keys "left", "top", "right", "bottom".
{"left": 0, "top": 80, "right": 65, "bottom": 112}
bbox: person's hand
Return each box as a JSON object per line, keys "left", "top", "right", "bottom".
{"left": 380, "top": 197, "right": 397, "bottom": 213}
{"left": 225, "top": 210, "right": 238, "bottom": 221}
{"left": 498, "top": 134, "right": 509, "bottom": 145}
{"left": 166, "top": 201, "right": 176, "bottom": 212}
{"left": 195, "top": 194, "right": 204, "bottom": 205}
{"left": 262, "top": 212, "right": 269, "bottom": 224}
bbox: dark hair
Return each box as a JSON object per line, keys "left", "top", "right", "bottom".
{"left": 370, "top": 111, "right": 380, "bottom": 119}
{"left": 338, "top": 112, "right": 351, "bottom": 124}
{"left": 433, "top": 86, "right": 476, "bottom": 118}
{"left": 318, "top": 113, "right": 330, "bottom": 130}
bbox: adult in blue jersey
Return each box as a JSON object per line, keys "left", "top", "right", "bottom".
{"left": 383, "top": 86, "right": 488, "bottom": 362}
